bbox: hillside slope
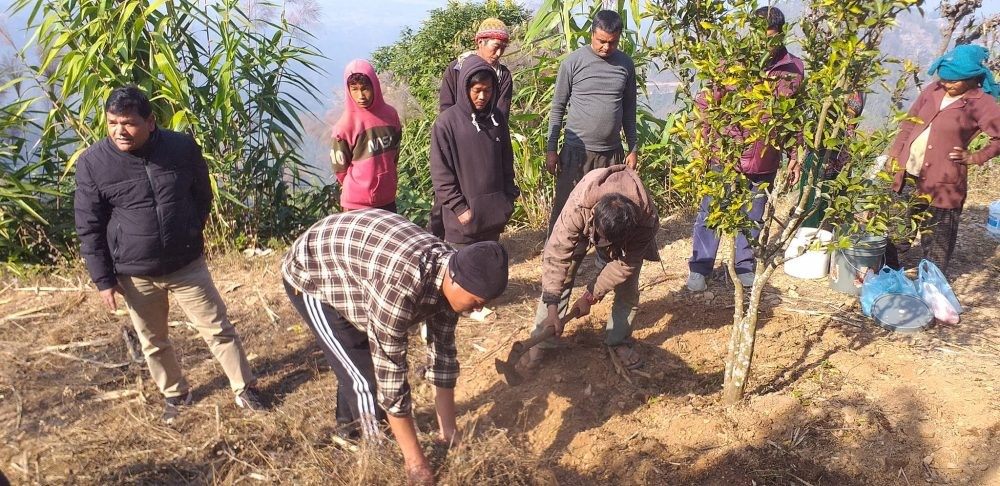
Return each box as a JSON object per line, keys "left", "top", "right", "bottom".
{"left": 1, "top": 175, "right": 998, "bottom": 485}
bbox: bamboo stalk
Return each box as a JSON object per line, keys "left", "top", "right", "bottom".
{"left": 330, "top": 434, "right": 359, "bottom": 452}
{"left": 256, "top": 288, "right": 279, "bottom": 325}
{"left": 31, "top": 338, "right": 113, "bottom": 354}
{"left": 93, "top": 389, "right": 139, "bottom": 401}
{"left": 44, "top": 351, "right": 129, "bottom": 369}
{"left": 15, "top": 286, "right": 87, "bottom": 292}
{"left": 58, "top": 294, "right": 87, "bottom": 317}
{"left": 2, "top": 313, "right": 56, "bottom": 323}
{"left": 606, "top": 345, "right": 634, "bottom": 385}
{"left": 2, "top": 303, "right": 59, "bottom": 322}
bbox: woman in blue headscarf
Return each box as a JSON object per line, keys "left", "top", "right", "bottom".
{"left": 884, "top": 44, "right": 1000, "bottom": 275}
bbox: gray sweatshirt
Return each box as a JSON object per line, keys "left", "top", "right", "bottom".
{"left": 546, "top": 45, "right": 637, "bottom": 153}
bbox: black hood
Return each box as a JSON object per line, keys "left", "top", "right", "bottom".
{"left": 455, "top": 54, "right": 500, "bottom": 121}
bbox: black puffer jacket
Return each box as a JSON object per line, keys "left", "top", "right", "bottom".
{"left": 74, "top": 128, "right": 212, "bottom": 290}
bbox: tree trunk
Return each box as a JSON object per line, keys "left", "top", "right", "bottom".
{"left": 722, "top": 292, "right": 763, "bottom": 404}
{"left": 938, "top": 25, "right": 955, "bottom": 57}
{"left": 722, "top": 247, "right": 767, "bottom": 405}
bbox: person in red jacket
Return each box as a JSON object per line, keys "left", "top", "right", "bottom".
{"left": 331, "top": 59, "right": 401, "bottom": 212}
{"left": 884, "top": 44, "right": 1000, "bottom": 274}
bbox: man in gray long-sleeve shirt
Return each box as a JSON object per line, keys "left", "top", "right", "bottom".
{"left": 545, "top": 9, "right": 638, "bottom": 235}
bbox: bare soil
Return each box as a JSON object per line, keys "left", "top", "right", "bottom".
{"left": 2, "top": 175, "right": 998, "bottom": 485}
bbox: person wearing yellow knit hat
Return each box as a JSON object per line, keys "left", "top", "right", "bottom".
{"left": 438, "top": 17, "right": 513, "bottom": 120}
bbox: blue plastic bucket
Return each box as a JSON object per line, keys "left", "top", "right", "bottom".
{"left": 829, "top": 235, "right": 888, "bottom": 295}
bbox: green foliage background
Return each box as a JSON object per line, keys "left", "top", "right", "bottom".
{"left": 0, "top": 0, "right": 327, "bottom": 270}
{"left": 0, "top": 0, "right": 692, "bottom": 271}
{"left": 370, "top": 0, "right": 530, "bottom": 225}
{"left": 371, "top": 0, "right": 688, "bottom": 227}
{"left": 0, "top": 0, "right": 985, "bottom": 286}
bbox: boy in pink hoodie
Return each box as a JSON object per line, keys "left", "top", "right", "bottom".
{"left": 331, "top": 60, "right": 401, "bottom": 212}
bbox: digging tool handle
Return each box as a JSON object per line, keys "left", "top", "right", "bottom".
{"left": 495, "top": 306, "right": 583, "bottom": 386}
{"left": 508, "top": 307, "right": 581, "bottom": 359}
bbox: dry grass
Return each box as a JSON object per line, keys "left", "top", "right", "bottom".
{"left": 1, "top": 170, "right": 998, "bottom": 485}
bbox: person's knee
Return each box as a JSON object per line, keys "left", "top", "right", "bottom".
{"left": 199, "top": 319, "right": 239, "bottom": 341}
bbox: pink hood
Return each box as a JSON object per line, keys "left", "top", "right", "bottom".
{"left": 330, "top": 59, "right": 401, "bottom": 209}
{"left": 333, "top": 59, "right": 398, "bottom": 137}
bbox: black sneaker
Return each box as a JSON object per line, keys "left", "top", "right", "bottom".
{"left": 162, "top": 391, "right": 192, "bottom": 423}
{"left": 234, "top": 387, "right": 266, "bottom": 411}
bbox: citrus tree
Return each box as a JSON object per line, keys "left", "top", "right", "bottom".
{"left": 648, "top": 0, "right": 929, "bottom": 403}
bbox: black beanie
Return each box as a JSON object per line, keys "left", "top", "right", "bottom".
{"left": 448, "top": 241, "right": 509, "bottom": 300}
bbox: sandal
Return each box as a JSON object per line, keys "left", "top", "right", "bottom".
{"left": 610, "top": 343, "right": 643, "bottom": 370}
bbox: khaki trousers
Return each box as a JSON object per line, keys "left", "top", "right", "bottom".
{"left": 118, "top": 256, "right": 255, "bottom": 399}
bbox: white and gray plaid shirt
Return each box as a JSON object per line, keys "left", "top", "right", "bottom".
{"left": 281, "top": 209, "right": 459, "bottom": 416}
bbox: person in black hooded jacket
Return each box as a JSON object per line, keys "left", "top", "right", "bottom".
{"left": 430, "top": 55, "right": 520, "bottom": 247}
{"left": 74, "top": 86, "right": 265, "bottom": 422}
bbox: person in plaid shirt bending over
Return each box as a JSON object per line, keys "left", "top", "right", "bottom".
{"left": 281, "top": 209, "right": 509, "bottom": 485}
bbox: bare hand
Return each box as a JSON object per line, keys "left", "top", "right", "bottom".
{"left": 545, "top": 151, "right": 560, "bottom": 175}
{"left": 624, "top": 151, "right": 638, "bottom": 170}
{"left": 948, "top": 147, "right": 971, "bottom": 165}
{"left": 405, "top": 463, "right": 435, "bottom": 486}
{"left": 99, "top": 286, "right": 124, "bottom": 312}
{"left": 787, "top": 160, "right": 802, "bottom": 185}
{"left": 457, "top": 209, "right": 472, "bottom": 225}
{"left": 542, "top": 305, "right": 563, "bottom": 336}
{"left": 572, "top": 294, "right": 592, "bottom": 317}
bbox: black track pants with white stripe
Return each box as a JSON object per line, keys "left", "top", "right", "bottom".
{"left": 283, "top": 280, "right": 386, "bottom": 439}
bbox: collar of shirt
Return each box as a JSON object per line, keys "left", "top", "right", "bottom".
{"left": 415, "top": 251, "right": 453, "bottom": 314}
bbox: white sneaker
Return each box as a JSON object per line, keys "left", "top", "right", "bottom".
{"left": 738, "top": 273, "right": 755, "bottom": 288}
{"left": 687, "top": 272, "right": 707, "bottom": 292}
{"left": 467, "top": 307, "right": 493, "bottom": 321}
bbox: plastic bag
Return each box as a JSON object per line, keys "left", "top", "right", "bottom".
{"left": 917, "top": 259, "right": 962, "bottom": 314}
{"left": 860, "top": 266, "right": 918, "bottom": 316}
{"left": 921, "top": 281, "right": 960, "bottom": 324}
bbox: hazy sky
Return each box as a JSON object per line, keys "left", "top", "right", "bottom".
{"left": 5, "top": 0, "right": 995, "bottom": 111}
{"left": 6, "top": 0, "right": 992, "bottom": 104}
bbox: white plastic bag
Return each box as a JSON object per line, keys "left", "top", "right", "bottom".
{"left": 921, "top": 281, "right": 960, "bottom": 324}
{"left": 918, "top": 259, "right": 963, "bottom": 314}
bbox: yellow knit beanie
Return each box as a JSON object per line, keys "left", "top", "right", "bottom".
{"left": 475, "top": 17, "right": 510, "bottom": 42}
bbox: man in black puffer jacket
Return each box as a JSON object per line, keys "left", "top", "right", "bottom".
{"left": 75, "top": 86, "right": 265, "bottom": 423}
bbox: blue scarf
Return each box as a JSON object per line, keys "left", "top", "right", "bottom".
{"left": 927, "top": 44, "right": 999, "bottom": 100}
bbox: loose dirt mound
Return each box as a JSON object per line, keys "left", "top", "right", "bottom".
{"left": 2, "top": 178, "right": 999, "bottom": 485}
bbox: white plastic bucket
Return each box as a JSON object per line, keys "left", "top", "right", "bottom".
{"left": 988, "top": 200, "right": 1000, "bottom": 241}
{"left": 784, "top": 227, "right": 834, "bottom": 279}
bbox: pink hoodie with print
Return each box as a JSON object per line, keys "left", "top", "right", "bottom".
{"left": 330, "top": 60, "right": 401, "bottom": 209}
